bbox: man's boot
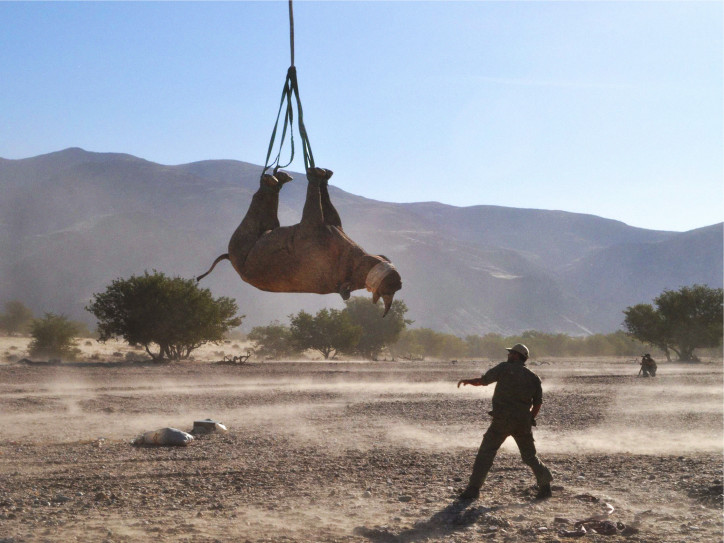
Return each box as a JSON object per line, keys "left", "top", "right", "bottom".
{"left": 535, "top": 483, "right": 552, "bottom": 500}
{"left": 459, "top": 486, "right": 480, "bottom": 500}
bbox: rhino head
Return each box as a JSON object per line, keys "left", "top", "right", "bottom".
{"left": 366, "top": 259, "right": 402, "bottom": 317}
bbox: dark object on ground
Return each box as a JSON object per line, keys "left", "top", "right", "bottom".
{"left": 132, "top": 428, "right": 194, "bottom": 447}
{"left": 221, "top": 350, "right": 253, "bottom": 365}
{"left": 192, "top": 419, "right": 228, "bottom": 435}
{"left": 17, "top": 358, "right": 62, "bottom": 366}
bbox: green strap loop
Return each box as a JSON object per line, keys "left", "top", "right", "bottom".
{"left": 261, "top": 67, "right": 315, "bottom": 178}
{"left": 261, "top": 0, "right": 315, "bottom": 179}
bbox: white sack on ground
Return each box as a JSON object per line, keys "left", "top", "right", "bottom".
{"left": 132, "top": 427, "right": 194, "bottom": 446}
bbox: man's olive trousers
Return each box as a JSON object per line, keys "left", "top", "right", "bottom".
{"left": 467, "top": 417, "right": 552, "bottom": 490}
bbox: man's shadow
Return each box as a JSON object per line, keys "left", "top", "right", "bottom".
{"left": 352, "top": 498, "right": 494, "bottom": 543}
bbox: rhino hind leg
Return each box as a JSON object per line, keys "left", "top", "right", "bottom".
{"left": 199, "top": 171, "right": 292, "bottom": 282}
{"left": 274, "top": 171, "right": 293, "bottom": 189}
{"left": 320, "top": 176, "right": 342, "bottom": 228}
{"left": 227, "top": 172, "right": 293, "bottom": 273}
{"left": 259, "top": 172, "right": 293, "bottom": 229}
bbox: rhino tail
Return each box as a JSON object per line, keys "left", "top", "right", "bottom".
{"left": 197, "top": 253, "right": 230, "bottom": 282}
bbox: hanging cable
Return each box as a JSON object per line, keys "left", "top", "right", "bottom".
{"left": 289, "top": 0, "right": 295, "bottom": 68}
{"left": 261, "top": 0, "right": 315, "bottom": 179}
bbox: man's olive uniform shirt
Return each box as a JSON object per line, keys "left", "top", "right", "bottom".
{"left": 481, "top": 360, "right": 542, "bottom": 423}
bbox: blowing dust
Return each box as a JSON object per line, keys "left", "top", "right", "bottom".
{"left": 540, "top": 379, "right": 724, "bottom": 455}
{"left": 0, "top": 359, "right": 721, "bottom": 458}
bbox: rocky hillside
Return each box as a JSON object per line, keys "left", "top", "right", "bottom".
{"left": 1, "top": 148, "right": 720, "bottom": 335}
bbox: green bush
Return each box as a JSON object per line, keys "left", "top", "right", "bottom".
{"left": 391, "top": 329, "right": 651, "bottom": 361}
{"left": 289, "top": 308, "right": 361, "bottom": 359}
{"left": 0, "top": 301, "right": 34, "bottom": 335}
{"left": 86, "top": 271, "right": 243, "bottom": 361}
{"left": 343, "top": 297, "right": 411, "bottom": 360}
{"left": 29, "top": 313, "right": 82, "bottom": 360}
{"left": 624, "top": 284, "right": 723, "bottom": 361}
{"left": 248, "top": 322, "right": 297, "bottom": 359}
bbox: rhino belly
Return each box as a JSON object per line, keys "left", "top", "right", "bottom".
{"left": 240, "top": 229, "right": 341, "bottom": 294}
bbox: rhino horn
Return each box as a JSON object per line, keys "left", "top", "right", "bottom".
{"left": 381, "top": 293, "right": 395, "bottom": 317}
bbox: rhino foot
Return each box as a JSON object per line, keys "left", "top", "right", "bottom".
{"left": 275, "top": 171, "right": 293, "bottom": 185}
{"left": 307, "top": 167, "right": 334, "bottom": 184}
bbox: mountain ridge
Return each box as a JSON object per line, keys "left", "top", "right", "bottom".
{"left": 1, "top": 148, "right": 720, "bottom": 335}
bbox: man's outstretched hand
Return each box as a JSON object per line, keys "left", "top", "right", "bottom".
{"left": 457, "top": 378, "right": 485, "bottom": 388}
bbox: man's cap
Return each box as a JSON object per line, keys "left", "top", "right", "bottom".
{"left": 506, "top": 343, "right": 529, "bottom": 359}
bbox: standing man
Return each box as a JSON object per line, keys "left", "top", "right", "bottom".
{"left": 639, "top": 353, "right": 657, "bottom": 377}
{"left": 457, "top": 343, "right": 552, "bottom": 500}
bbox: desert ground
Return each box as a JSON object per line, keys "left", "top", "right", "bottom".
{"left": 0, "top": 337, "right": 722, "bottom": 543}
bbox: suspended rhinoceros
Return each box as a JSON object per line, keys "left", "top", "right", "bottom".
{"left": 198, "top": 167, "right": 402, "bottom": 316}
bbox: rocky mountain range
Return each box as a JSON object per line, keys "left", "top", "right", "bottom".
{"left": 1, "top": 148, "right": 721, "bottom": 336}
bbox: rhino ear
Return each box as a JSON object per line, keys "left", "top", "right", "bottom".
{"left": 372, "top": 291, "right": 380, "bottom": 304}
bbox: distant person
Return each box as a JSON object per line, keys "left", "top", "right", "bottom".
{"left": 639, "top": 353, "right": 657, "bottom": 377}
{"left": 456, "top": 343, "right": 552, "bottom": 501}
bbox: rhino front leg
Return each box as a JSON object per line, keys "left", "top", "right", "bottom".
{"left": 301, "top": 167, "right": 333, "bottom": 228}
{"left": 318, "top": 169, "right": 342, "bottom": 228}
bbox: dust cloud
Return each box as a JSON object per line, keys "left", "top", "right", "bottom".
{"left": 2, "top": 352, "right": 722, "bottom": 543}
{"left": 0, "top": 356, "right": 721, "bottom": 457}
{"left": 536, "top": 426, "right": 723, "bottom": 455}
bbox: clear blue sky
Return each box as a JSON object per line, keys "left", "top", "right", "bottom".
{"left": 1, "top": 1, "right": 721, "bottom": 232}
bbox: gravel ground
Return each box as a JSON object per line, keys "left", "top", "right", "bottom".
{"left": 0, "top": 354, "right": 721, "bottom": 543}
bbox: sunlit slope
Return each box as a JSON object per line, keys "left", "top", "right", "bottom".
{"left": 1, "top": 148, "right": 720, "bottom": 335}
{"left": 562, "top": 223, "right": 723, "bottom": 330}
